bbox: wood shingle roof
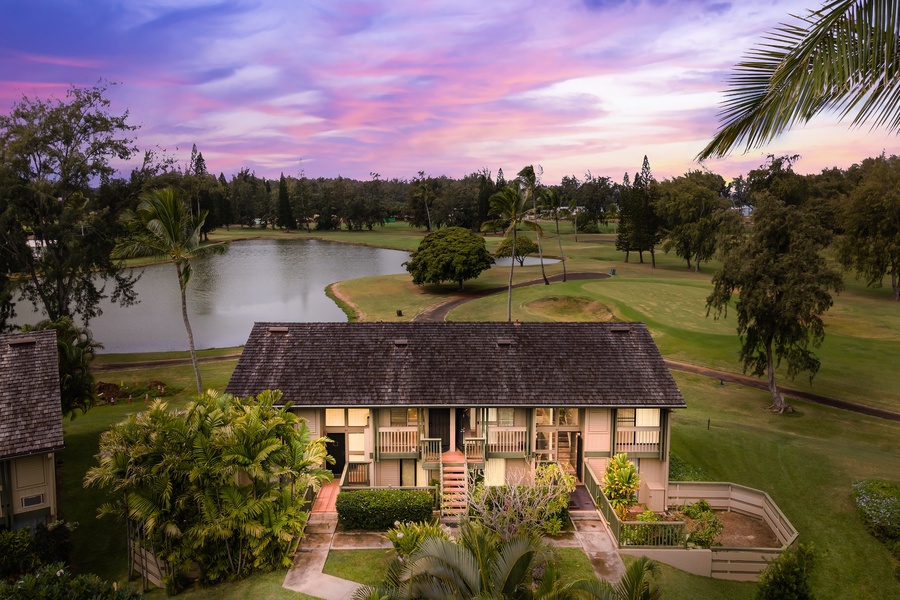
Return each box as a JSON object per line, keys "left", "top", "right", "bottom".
{"left": 0, "top": 330, "right": 64, "bottom": 459}
{"left": 226, "top": 322, "right": 686, "bottom": 409}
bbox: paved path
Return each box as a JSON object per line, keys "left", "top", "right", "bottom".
{"left": 284, "top": 510, "right": 625, "bottom": 599}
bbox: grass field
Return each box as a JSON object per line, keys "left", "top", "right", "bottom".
{"left": 55, "top": 223, "right": 900, "bottom": 598}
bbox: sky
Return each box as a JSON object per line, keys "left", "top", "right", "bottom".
{"left": 0, "top": 0, "right": 896, "bottom": 184}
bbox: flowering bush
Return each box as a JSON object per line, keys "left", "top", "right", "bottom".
{"left": 384, "top": 520, "right": 450, "bottom": 558}
{"left": 852, "top": 479, "right": 900, "bottom": 559}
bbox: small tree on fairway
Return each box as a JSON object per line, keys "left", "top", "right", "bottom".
{"left": 495, "top": 235, "right": 539, "bottom": 267}
{"left": 113, "top": 188, "right": 225, "bottom": 394}
{"left": 706, "top": 193, "right": 843, "bottom": 413}
{"left": 404, "top": 226, "right": 494, "bottom": 291}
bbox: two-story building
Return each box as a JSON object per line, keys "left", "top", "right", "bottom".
{"left": 0, "top": 330, "right": 64, "bottom": 530}
{"left": 226, "top": 321, "right": 686, "bottom": 514}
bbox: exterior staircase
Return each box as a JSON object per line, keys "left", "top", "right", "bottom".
{"left": 557, "top": 433, "right": 576, "bottom": 476}
{"left": 440, "top": 455, "right": 468, "bottom": 519}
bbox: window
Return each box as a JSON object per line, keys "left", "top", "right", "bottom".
{"left": 487, "top": 408, "right": 514, "bottom": 427}
{"left": 617, "top": 408, "right": 635, "bottom": 427}
{"left": 536, "top": 407, "right": 579, "bottom": 427}
{"left": 617, "top": 408, "right": 660, "bottom": 427}
{"left": 535, "top": 408, "right": 554, "bottom": 426}
{"left": 557, "top": 408, "right": 579, "bottom": 426}
{"left": 326, "top": 409, "right": 345, "bottom": 427}
{"left": 21, "top": 494, "right": 45, "bottom": 509}
{"left": 391, "top": 408, "right": 418, "bottom": 427}
{"left": 348, "top": 409, "right": 369, "bottom": 427}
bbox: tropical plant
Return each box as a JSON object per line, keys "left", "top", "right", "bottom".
{"left": 481, "top": 181, "right": 543, "bottom": 322}
{"left": 698, "top": 0, "right": 900, "bottom": 159}
{"left": 541, "top": 187, "right": 568, "bottom": 281}
{"left": 603, "top": 454, "right": 641, "bottom": 520}
{"left": 755, "top": 543, "right": 817, "bottom": 600}
{"left": 84, "top": 390, "right": 332, "bottom": 587}
{"left": 0, "top": 563, "right": 141, "bottom": 600}
{"left": 113, "top": 187, "right": 225, "bottom": 393}
{"left": 21, "top": 317, "right": 102, "bottom": 417}
{"left": 384, "top": 520, "right": 450, "bottom": 559}
{"left": 517, "top": 165, "right": 550, "bottom": 285}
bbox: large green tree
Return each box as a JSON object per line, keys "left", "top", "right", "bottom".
{"left": 404, "top": 226, "right": 494, "bottom": 291}
{"left": 276, "top": 172, "right": 296, "bottom": 230}
{"left": 0, "top": 83, "right": 139, "bottom": 325}
{"left": 113, "top": 188, "right": 224, "bottom": 394}
{"left": 84, "top": 390, "right": 332, "bottom": 587}
{"left": 656, "top": 170, "right": 737, "bottom": 272}
{"left": 517, "top": 165, "right": 550, "bottom": 285}
{"left": 495, "top": 235, "right": 539, "bottom": 267}
{"left": 481, "top": 182, "right": 543, "bottom": 321}
{"left": 699, "top": 0, "right": 900, "bottom": 159}
{"left": 837, "top": 154, "right": 900, "bottom": 300}
{"left": 707, "top": 192, "right": 843, "bottom": 413}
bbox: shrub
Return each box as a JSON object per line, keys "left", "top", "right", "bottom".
{"left": 756, "top": 543, "right": 816, "bottom": 600}
{"left": 0, "top": 563, "right": 141, "bottom": 599}
{"left": 679, "top": 500, "right": 722, "bottom": 548}
{"left": 852, "top": 479, "right": 900, "bottom": 559}
{"left": 602, "top": 454, "right": 640, "bottom": 520}
{"left": 336, "top": 489, "right": 434, "bottom": 530}
{"left": 32, "top": 521, "right": 74, "bottom": 566}
{"left": 0, "top": 529, "right": 37, "bottom": 582}
{"left": 384, "top": 520, "right": 450, "bottom": 558}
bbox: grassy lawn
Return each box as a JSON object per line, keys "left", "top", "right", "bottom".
{"left": 53, "top": 225, "right": 900, "bottom": 598}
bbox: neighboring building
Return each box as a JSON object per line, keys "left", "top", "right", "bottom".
{"left": 226, "top": 322, "right": 686, "bottom": 514}
{"left": 0, "top": 330, "right": 64, "bottom": 530}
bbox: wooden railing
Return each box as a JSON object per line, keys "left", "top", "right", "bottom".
{"left": 615, "top": 426, "right": 660, "bottom": 454}
{"left": 339, "top": 462, "right": 370, "bottom": 487}
{"left": 420, "top": 438, "right": 441, "bottom": 464}
{"left": 378, "top": 426, "right": 418, "bottom": 454}
{"left": 584, "top": 463, "right": 686, "bottom": 549}
{"left": 464, "top": 438, "right": 485, "bottom": 464}
{"left": 487, "top": 427, "right": 527, "bottom": 454}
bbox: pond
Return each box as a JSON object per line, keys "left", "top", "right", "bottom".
{"left": 12, "top": 239, "right": 411, "bottom": 353}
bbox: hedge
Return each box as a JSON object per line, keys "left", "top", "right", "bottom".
{"left": 335, "top": 489, "right": 435, "bottom": 530}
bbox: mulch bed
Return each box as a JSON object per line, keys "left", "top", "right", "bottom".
{"left": 715, "top": 511, "right": 780, "bottom": 548}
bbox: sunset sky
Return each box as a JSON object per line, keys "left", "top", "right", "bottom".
{"left": 1, "top": 0, "right": 896, "bottom": 184}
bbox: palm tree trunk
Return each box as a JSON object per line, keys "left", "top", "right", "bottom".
{"left": 507, "top": 229, "right": 516, "bottom": 322}
{"left": 536, "top": 228, "right": 549, "bottom": 285}
{"left": 555, "top": 216, "right": 567, "bottom": 282}
{"left": 177, "top": 263, "right": 203, "bottom": 394}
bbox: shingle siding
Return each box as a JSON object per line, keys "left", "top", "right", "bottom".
{"left": 226, "top": 322, "right": 686, "bottom": 409}
{"left": 0, "top": 330, "right": 64, "bottom": 459}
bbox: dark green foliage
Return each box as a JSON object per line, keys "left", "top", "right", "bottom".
{"left": 756, "top": 543, "right": 817, "bottom": 600}
{"left": 404, "top": 226, "right": 494, "bottom": 291}
{"left": 335, "top": 489, "right": 434, "bottom": 530}
{"left": 0, "top": 83, "right": 139, "bottom": 325}
{"left": 0, "top": 522, "right": 73, "bottom": 582}
{"left": 0, "top": 563, "right": 141, "bottom": 599}
{"left": 276, "top": 173, "right": 296, "bottom": 230}
{"left": 0, "top": 529, "right": 38, "bottom": 581}
{"left": 852, "top": 479, "right": 900, "bottom": 560}
{"left": 620, "top": 509, "right": 686, "bottom": 547}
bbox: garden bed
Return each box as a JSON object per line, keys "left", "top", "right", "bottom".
{"left": 714, "top": 511, "right": 779, "bottom": 548}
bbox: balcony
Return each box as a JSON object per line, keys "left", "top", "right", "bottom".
{"left": 487, "top": 427, "right": 527, "bottom": 455}
{"left": 378, "top": 426, "right": 418, "bottom": 455}
{"left": 615, "top": 426, "right": 660, "bottom": 454}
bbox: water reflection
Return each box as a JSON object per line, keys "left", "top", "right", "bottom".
{"left": 12, "top": 239, "right": 411, "bottom": 353}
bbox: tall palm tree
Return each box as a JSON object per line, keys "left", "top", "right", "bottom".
{"left": 481, "top": 182, "right": 543, "bottom": 322}
{"left": 698, "top": 0, "right": 900, "bottom": 159}
{"left": 541, "top": 187, "right": 568, "bottom": 282}
{"left": 113, "top": 188, "right": 224, "bottom": 393}
{"left": 518, "top": 165, "right": 550, "bottom": 285}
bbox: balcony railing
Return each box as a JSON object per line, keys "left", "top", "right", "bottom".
{"left": 420, "top": 438, "right": 442, "bottom": 465}
{"left": 487, "top": 427, "right": 527, "bottom": 454}
{"left": 464, "top": 438, "right": 485, "bottom": 464}
{"left": 339, "top": 461, "right": 371, "bottom": 488}
{"left": 378, "top": 426, "right": 418, "bottom": 454}
{"left": 615, "top": 426, "right": 660, "bottom": 454}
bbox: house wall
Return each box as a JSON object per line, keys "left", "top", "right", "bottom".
{"left": 5, "top": 453, "right": 56, "bottom": 529}
{"left": 295, "top": 408, "right": 321, "bottom": 437}
{"left": 377, "top": 459, "right": 400, "bottom": 486}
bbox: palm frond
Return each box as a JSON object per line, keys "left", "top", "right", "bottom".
{"left": 699, "top": 0, "right": 900, "bottom": 159}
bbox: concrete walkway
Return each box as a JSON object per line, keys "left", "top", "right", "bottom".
{"left": 284, "top": 510, "right": 625, "bottom": 599}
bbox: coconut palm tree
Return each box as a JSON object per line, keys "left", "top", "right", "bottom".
{"left": 113, "top": 188, "right": 224, "bottom": 394}
{"left": 518, "top": 165, "right": 550, "bottom": 285}
{"left": 481, "top": 182, "right": 543, "bottom": 322}
{"left": 698, "top": 0, "right": 900, "bottom": 159}
{"left": 541, "top": 187, "right": 568, "bottom": 282}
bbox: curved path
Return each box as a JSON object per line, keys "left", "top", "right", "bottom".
{"left": 94, "top": 271, "right": 900, "bottom": 422}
